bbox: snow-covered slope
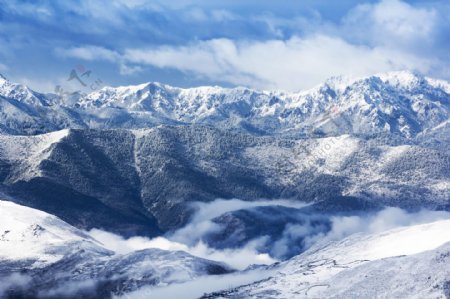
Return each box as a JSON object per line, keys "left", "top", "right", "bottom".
{"left": 0, "top": 129, "right": 69, "bottom": 182}
{"left": 3, "top": 198, "right": 450, "bottom": 299}
{"left": 0, "top": 71, "right": 449, "bottom": 138}
{"left": 0, "top": 200, "right": 232, "bottom": 298}
{"left": 0, "top": 200, "right": 106, "bottom": 266}
{"left": 0, "top": 127, "right": 448, "bottom": 235}
{"left": 205, "top": 219, "right": 450, "bottom": 298}
{"left": 0, "top": 74, "right": 50, "bottom": 106}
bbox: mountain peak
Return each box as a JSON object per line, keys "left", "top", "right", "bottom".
{"left": 323, "top": 74, "right": 360, "bottom": 92}
{"left": 376, "top": 70, "right": 425, "bottom": 87}
{"left": 0, "top": 71, "right": 448, "bottom": 137}
{"left": 322, "top": 70, "right": 423, "bottom": 92}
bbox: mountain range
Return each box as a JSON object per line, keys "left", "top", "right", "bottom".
{"left": 1, "top": 71, "right": 449, "bottom": 138}
{"left": 0, "top": 71, "right": 449, "bottom": 298}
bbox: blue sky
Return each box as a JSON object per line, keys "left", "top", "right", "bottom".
{"left": 0, "top": 0, "right": 449, "bottom": 92}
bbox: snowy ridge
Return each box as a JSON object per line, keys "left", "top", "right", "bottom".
{"left": 0, "top": 75, "right": 50, "bottom": 106}
{"left": 73, "top": 70, "right": 450, "bottom": 138}
{"left": 0, "top": 71, "right": 449, "bottom": 137}
{"left": 0, "top": 129, "right": 69, "bottom": 182}
{"left": 0, "top": 200, "right": 104, "bottom": 266}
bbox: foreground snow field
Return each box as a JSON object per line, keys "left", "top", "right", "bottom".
{"left": 1, "top": 200, "right": 450, "bottom": 298}
{"left": 199, "top": 219, "right": 450, "bottom": 299}
{"left": 0, "top": 201, "right": 232, "bottom": 298}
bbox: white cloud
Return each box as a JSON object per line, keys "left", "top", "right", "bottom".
{"left": 184, "top": 7, "right": 208, "bottom": 22}
{"left": 170, "top": 198, "right": 309, "bottom": 245}
{"left": 89, "top": 229, "right": 276, "bottom": 270}
{"left": 303, "top": 207, "right": 450, "bottom": 248}
{"left": 56, "top": 46, "right": 119, "bottom": 62}
{"left": 120, "top": 268, "right": 274, "bottom": 299}
{"left": 119, "top": 63, "right": 143, "bottom": 75}
{"left": 3, "top": 0, "right": 449, "bottom": 91}
{"left": 210, "top": 9, "right": 236, "bottom": 22}
{"left": 89, "top": 229, "right": 189, "bottom": 254}
{"left": 89, "top": 199, "right": 310, "bottom": 270}
{"left": 372, "top": 0, "right": 436, "bottom": 39}
{"left": 38, "top": 279, "right": 98, "bottom": 298}
{"left": 13, "top": 76, "right": 60, "bottom": 93}
{"left": 89, "top": 197, "right": 450, "bottom": 271}
{"left": 344, "top": 0, "right": 437, "bottom": 50}
{"left": 56, "top": 46, "right": 143, "bottom": 76}
{"left": 123, "top": 35, "right": 436, "bottom": 91}
{"left": 112, "top": 0, "right": 445, "bottom": 91}
{"left": 89, "top": 198, "right": 450, "bottom": 272}
{"left": 0, "top": 273, "right": 31, "bottom": 298}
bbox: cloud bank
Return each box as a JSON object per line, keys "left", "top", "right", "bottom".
{"left": 119, "top": 268, "right": 274, "bottom": 299}
{"left": 89, "top": 199, "right": 450, "bottom": 272}
{"left": 122, "top": 34, "right": 436, "bottom": 91}
{"left": 94, "top": 199, "right": 450, "bottom": 299}
{"left": 0, "top": 273, "right": 31, "bottom": 298}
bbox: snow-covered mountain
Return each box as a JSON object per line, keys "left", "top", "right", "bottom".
{"left": 1, "top": 71, "right": 449, "bottom": 138}
{"left": 0, "top": 75, "right": 87, "bottom": 135}
{"left": 0, "top": 71, "right": 449, "bottom": 298}
{"left": 0, "top": 74, "right": 51, "bottom": 106}
{"left": 202, "top": 218, "right": 450, "bottom": 298}
{"left": 0, "top": 127, "right": 448, "bottom": 236}
{"left": 0, "top": 200, "right": 232, "bottom": 298}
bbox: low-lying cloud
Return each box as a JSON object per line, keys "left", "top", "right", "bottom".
{"left": 0, "top": 273, "right": 31, "bottom": 298}
{"left": 109, "top": 200, "right": 450, "bottom": 299}
{"left": 90, "top": 228, "right": 275, "bottom": 270}
{"left": 90, "top": 198, "right": 310, "bottom": 269}
{"left": 302, "top": 207, "right": 450, "bottom": 252}
{"left": 169, "top": 198, "right": 309, "bottom": 245}
{"left": 89, "top": 199, "right": 450, "bottom": 272}
{"left": 118, "top": 268, "right": 274, "bottom": 299}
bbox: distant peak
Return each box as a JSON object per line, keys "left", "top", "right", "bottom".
{"left": 376, "top": 70, "right": 426, "bottom": 88}
{"left": 381, "top": 70, "right": 422, "bottom": 77}
{"left": 320, "top": 70, "right": 428, "bottom": 93}
{"left": 322, "top": 74, "right": 362, "bottom": 93}
{"left": 0, "top": 73, "right": 7, "bottom": 81}
{"left": 111, "top": 81, "right": 169, "bottom": 93}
